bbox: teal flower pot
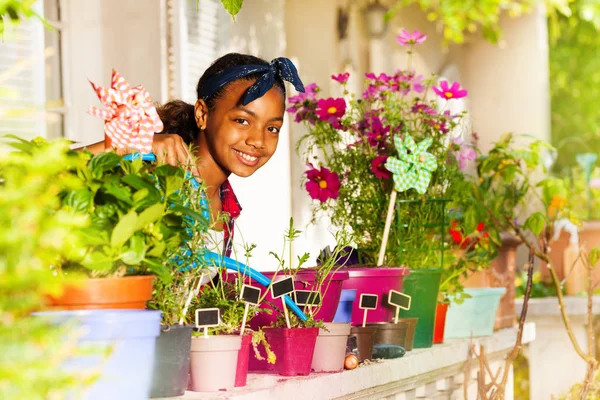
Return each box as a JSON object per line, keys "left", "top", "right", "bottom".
{"left": 444, "top": 288, "right": 507, "bottom": 339}
{"left": 399, "top": 269, "right": 442, "bottom": 349}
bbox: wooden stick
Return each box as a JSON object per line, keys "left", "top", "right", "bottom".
{"left": 204, "top": 328, "right": 208, "bottom": 338}
{"left": 394, "top": 307, "right": 399, "bottom": 324}
{"left": 179, "top": 275, "right": 204, "bottom": 325}
{"left": 362, "top": 309, "right": 368, "bottom": 328}
{"left": 283, "top": 299, "right": 291, "bottom": 329}
{"left": 240, "top": 303, "right": 249, "bottom": 336}
{"left": 377, "top": 190, "right": 397, "bottom": 266}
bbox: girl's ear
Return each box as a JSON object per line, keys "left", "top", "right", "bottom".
{"left": 194, "top": 99, "right": 209, "bottom": 130}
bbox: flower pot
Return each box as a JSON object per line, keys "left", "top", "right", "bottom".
{"left": 350, "top": 326, "right": 377, "bottom": 362}
{"left": 266, "top": 327, "right": 319, "bottom": 376}
{"left": 433, "top": 303, "right": 448, "bottom": 344}
{"left": 541, "top": 221, "right": 600, "bottom": 290}
{"left": 444, "top": 288, "right": 506, "bottom": 339}
{"left": 311, "top": 323, "right": 351, "bottom": 372}
{"left": 368, "top": 322, "right": 407, "bottom": 347}
{"left": 333, "top": 289, "right": 357, "bottom": 323}
{"left": 246, "top": 270, "right": 349, "bottom": 329}
{"left": 396, "top": 318, "right": 418, "bottom": 351}
{"left": 150, "top": 324, "right": 193, "bottom": 398}
{"left": 463, "top": 233, "right": 520, "bottom": 330}
{"left": 33, "top": 310, "right": 161, "bottom": 400}
{"left": 399, "top": 268, "right": 441, "bottom": 348}
{"left": 235, "top": 334, "right": 252, "bottom": 387}
{"left": 340, "top": 267, "right": 410, "bottom": 325}
{"left": 48, "top": 276, "right": 155, "bottom": 310}
{"left": 189, "top": 335, "right": 241, "bottom": 392}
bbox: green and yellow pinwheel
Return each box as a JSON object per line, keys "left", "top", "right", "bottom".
{"left": 384, "top": 135, "right": 437, "bottom": 194}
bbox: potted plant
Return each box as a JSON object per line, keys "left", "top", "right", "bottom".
{"left": 48, "top": 150, "right": 204, "bottom": 309}
{"left": 146, "top": 170, "right": 211, "bottom": 398}
{"left": 289, "top": 29, "right": 479, "bottom": 347}
{"left": 187, "top": 269, "right": 275, "bottom": 391}
{"left": 2, "top": 137, "right": 163, "bottom": 399}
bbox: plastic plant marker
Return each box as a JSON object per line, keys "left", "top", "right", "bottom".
{"left": 240, "top": 284, "right": 261, "bottom": 335}
{"left": 388, "top": 290, "right": 411, "bottom": 324}
{"left": 359, "top": 294, "right": 378, "bottom": 328}
{"left": 271, "top": 276, "right": 295, "bottom": 329}
{"left": 195, "top": 308, "right": 220, "bottom": 338}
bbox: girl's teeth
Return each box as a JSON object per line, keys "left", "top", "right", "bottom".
{"left": 237, "top": 150, "right": 257, "bottom": 162}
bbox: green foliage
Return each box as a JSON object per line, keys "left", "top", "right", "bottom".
{"left": 56, "top": 148, "right": 205, "bottom": 281}
{"left": 385, "top": 0, "right": 536, "bottom": 45}
{"left": 515, "top": 270, "right": 559, "bottom": 297}
{"left": 0, "top": 137, "right": 95, "bottom": 398}
{"left": 0, "top": 0, "right": 46, "bottom": 37}
{"left": 220, "top": 0, "right": 244, "bottom": 17}
{"left": 550, "top": 0, "right": 600, "bottom": 171}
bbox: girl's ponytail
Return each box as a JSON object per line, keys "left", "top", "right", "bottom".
{"left": 156, "top": 100, "right": 198, "bottom": 145}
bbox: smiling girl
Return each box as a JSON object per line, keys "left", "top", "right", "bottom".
{"left": 82, "top": 53, "right": 305, "bottom": 256}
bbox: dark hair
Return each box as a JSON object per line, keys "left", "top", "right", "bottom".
{"left": 157, "top": 53, "right": 285, "bottom": 144}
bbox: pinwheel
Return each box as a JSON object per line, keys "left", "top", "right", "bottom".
{"left": 377, "top": 134, "right": 438, "bottom": 266}
{"left": 88, "top": 70, "right": 163, "bottom": 153}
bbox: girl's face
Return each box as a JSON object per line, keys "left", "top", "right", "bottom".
{"left": 200, "top": 79, "right": 285, "bottom": 178}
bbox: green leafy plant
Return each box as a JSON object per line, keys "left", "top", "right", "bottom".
{"left": 56, "top": 149, "right": 204, "bottom": 281}
{"left": 0, "top": 136, "right": 97, "bottom": 399}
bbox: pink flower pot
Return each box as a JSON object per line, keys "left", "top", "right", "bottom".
{"left": 248, "top": 327, "right": 319, "bottom": 376}
{"left": 340, "top": 267, "right": 410, "bottom": 325}
{"left": 241, "top": 269, "right": 349, "bottom": 330}
{"left": 235, "top": 334, "right": 252, "bottom": 387}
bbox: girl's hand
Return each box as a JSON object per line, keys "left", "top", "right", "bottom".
{"left": 116, "top": 133, "right": 199, "bottom": 176}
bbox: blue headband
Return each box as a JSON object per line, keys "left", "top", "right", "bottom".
{"left": 197, "top": 57, "right": 305, "bottom": 106}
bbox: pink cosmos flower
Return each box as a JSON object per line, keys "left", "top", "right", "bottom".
{"left": 332, "top": 73, "right": 350, "bottom": 84}
{"left": 453, "top": 137, "right": 476, "bottom": 170}
{"left": 432, "top": 80, "right": 468, "bottom": 100}
{"left": 396, "top": 29, "right": 427, "bottom": 46}
{"left": 371, "top": 155, "right": 391, "bottom": 179}
{"left": 367, "top": 116, "right": 390, "bottom": 147}
{"left": 287, "top": 83, "right": 319, "bottom": 107}
{"left": 425, "top": 118, "right": 449, "bottom": 134}
{"left": 305, "top": 163, "right": 341, "bottom": 202}
{"left": 590, "top": 178, "right": 600, "bottom": 189}
{"left": 412, "top": 74, "right": 425, "bottom": 93}
{"left": 412, "top": 103, "right": 437, "bottom": 115}
{"left": 315, "top": 98, "right": 346, "bottom": 122}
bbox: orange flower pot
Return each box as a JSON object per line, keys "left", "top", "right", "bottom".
{"left": 433, "top": 302, "right": 448, "bottom": 344}
{"left": 48, "top": 276, "right": 155, "bottom": 310}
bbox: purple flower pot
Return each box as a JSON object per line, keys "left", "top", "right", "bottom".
{"left": 340, "top": 267, "right": 410, "bottom": 325}
{"left": 245, "top": 269, "right": 349, "bottom": 329}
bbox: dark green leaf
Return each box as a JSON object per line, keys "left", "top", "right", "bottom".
{"left": 63, "top": 188, "right": 92, "bottom": 212}
{"left": 524, "top": 212, "right": 546, "bottom": 236}
{"left": 89, "top": 152, "right": 121, "bottom": 176}
{"left": 135, "top": 203, "right": 165, "bottom": 230}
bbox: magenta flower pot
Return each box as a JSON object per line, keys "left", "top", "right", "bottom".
{"left": 340, "top": 267, "right": 410, "bottom": 325}
{"left": 249, "top": 327, "right": 319, "bottom": 376}
{"left": 244, "top": 269, "right": 349, "bottom": 330}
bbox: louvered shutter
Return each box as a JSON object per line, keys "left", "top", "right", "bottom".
{"left": 173, "top": 0, "right": 229, "bottom": 102}
{"left": 0, "top": 3, "right": 47, "bottom": 140}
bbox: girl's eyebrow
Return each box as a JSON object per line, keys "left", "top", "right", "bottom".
{"left": 233, "top": 106, "right": 284, "bottom": 122}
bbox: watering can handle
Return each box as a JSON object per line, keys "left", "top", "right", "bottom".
{"left": 122, "top": 153, "right": 308, "bottom": 322}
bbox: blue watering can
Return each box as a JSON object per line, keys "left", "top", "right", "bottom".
{"left": 123, "top": 153, "right": 307, "bottom": 322}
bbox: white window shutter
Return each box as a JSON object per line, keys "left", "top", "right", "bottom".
{"left": 0, "top": 2, "right": 47, "bottom": 140}
{"left": 171, "top": 0, "right": 229, "bottom": 102}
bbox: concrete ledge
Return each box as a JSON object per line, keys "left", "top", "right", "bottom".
{"left": 515, "top": 296, "right": 600, "bottom": 316}
{"left": 167, "top": 324, "right": 535, "bottom": 400}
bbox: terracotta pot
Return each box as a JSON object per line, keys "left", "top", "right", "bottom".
{"left": 540, "top": 221, "right": 600, "bottom": 293}
{"left": 433, "top": 303, "right": 448, "bottom": 344}
{"left": 48, "top": 276, "right": 155, "bottom": 310}
{"left": 189, "top": 335, "right": 241, "bottom": 392}
{"left": 311, "top": 323, "right": 351, "bottom": 373}
{"left": 463, "top": 233, "right": 520, "bottom": 330}
{"left": 350, "top": 326, "right": 377, "bottom": 362}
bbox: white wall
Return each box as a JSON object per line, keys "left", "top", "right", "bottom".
{"left": 64, "top": 0, "right": 164, "bottom": 146}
